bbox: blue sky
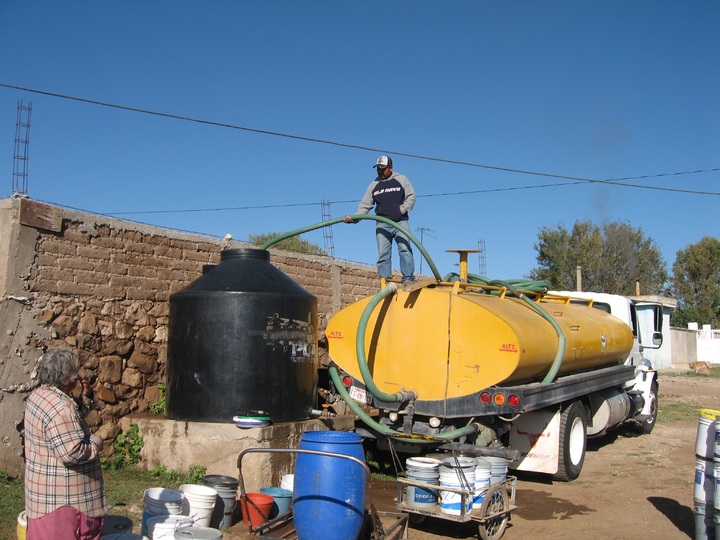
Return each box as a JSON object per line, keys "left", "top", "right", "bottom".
{"left": 1, "top": 1, "right": 718, "bottom": 282}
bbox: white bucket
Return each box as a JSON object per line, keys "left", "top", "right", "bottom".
{"left": 694, "top": 503, "right": 715, "bottom": 540}
{"left": 715, "top": 461, "right": 720, "bottom": 512}
{"left": 696, "top": 409, "right": 720, "bottom": 459}
{"left": 473, "top": 458, "right": 492, "bottom": 509}
{"left": 142, "top": 488, "right": 185, "bottom": 537}
{"left": 202, "top": 474, "right": 239, "bottom": 529}
{"left": 173, "top": 526, "right": 224, "bottom": 539}
{"left": 281, "top": 474, "right": 294, "bottom": 492}
{"left": 694, "top": 458, "right": 715, "bottom": 506}
{"left": 439, "top": 457, "right": 476, "bottom": 516}
{"left": 483, "top": 456, "right": 510, "bottom": 485}
{"left": 405, "top": 457, "right": 441, "bottom": 509}
{"left": 146, "top": 514, "right": 193, "bottom": 540}
{"left": 180, "top": 484, "right": 217, "bottom": 528}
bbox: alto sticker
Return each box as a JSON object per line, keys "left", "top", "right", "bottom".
{"left": 327, "top": 331, "right": 343, "bottom": 339}
{"left": 499, "top": 343, "right": 518, "bottom": 353}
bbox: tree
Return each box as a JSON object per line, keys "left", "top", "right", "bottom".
{"left": 249, "top": 232, "right": 327, "bottom": 256}
{"left": 669, "top": 237, "right": 720, "bottom": 328}
{"left": 528, "top": 220, "right": 667, "bottom": 295}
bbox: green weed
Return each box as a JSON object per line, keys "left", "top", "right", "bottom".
{"left": 149, "top": 384, "right": 166, "bottom": 415}
{"left": 102, "top": 423, "right": 144, "bottom": 470}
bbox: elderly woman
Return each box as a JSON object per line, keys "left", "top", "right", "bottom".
{"left": 24, "top": 348, "right": 107, "bottom": 540}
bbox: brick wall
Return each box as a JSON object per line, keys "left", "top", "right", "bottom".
{"left": 0, "top": 198, "right": 379, "bottom": 475}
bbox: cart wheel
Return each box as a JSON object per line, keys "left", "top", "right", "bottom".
{"left": 408, "top": 513, "right": 427, "bottom": 525}
{"left": 478, "top": 484, "right": 509, "bottom": 540}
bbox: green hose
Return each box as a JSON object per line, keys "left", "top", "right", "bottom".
{"left": 328, "top": 365, "right": 479, "bottom": 442}
{"left": 444, "top": 272, "right": 551, "bottom": 296}
{"left": 489, "top": 280, "right": 567, "bottom": 384}
{"left": 260, "top": 215, "right": 443, "bottom": 281}
{"left": 355, "top": 284, "right": 408, "bottom": 403}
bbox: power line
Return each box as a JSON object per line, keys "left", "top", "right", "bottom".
{"left": 2, "top": 83, "right": 719, "bottom": 197}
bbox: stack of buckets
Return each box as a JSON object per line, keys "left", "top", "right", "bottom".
{"left": 404, "top": 455, "right": 509, "bottom": 515}
{"left": 141, "top": 483, "right": 229, "bottom": 539}
{"left": 405, "top": 457, "right": 443, "bottom": 509}
{"left": 202, "top": 474, "right": 240, "bottom": 529}
{"left": 179, "top": 484, "right": 219, "bottom": 528}
{"left": 694, "top": 409, "right": 720, "bottom": 540}
{"left": 141, "top": 488, "right": 186, "bottom": 537}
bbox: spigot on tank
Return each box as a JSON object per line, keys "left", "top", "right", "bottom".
{"left": 446, "top": 249, "right": 481, "bottom": 282}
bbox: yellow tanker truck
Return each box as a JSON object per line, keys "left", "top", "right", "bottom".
{"left": 323, "top": 251, "right": 662, "bottom": 481}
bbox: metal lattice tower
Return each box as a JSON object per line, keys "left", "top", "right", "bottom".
{"left": 321, "top": 199, "right": 335, "bottom": 257}
{"left": 477, "top": 238, "right": 487, "bottom": 276}
{"left": 12, "top": 100, "right": 32, "bottom": 196}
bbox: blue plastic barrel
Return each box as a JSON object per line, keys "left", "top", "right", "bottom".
{"left": 293, "top": 431, "right": 366, "bottom": 540}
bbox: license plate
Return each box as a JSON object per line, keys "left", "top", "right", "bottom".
{"left": 349, "top": 385, "right": 370, "bottom": 404}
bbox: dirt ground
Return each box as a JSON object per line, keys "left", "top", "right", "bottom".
{"left": 227, "top": 373, "right": 719, "bottom": 540}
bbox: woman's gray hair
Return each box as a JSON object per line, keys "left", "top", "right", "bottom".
{"left": 38, "top": 348, "right": 79, "bottom": 387}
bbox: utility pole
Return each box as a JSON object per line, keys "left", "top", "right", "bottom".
{"left": 12, "top": 100, "right": 32, "bottom": 196}
{"left": 416, "top": 227, "right": 434, "bottom": 274}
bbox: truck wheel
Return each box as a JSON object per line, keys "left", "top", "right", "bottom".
{"left": 553, "top": 400, "right": 586, "bottom": 482}
{"left": 636, "top": 381, "right": 659, "bottom": 435}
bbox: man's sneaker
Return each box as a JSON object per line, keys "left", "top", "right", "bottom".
{"left": 402, "top": 279, "right": 417, "bottom": 292}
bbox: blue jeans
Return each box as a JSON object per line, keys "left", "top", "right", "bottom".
{"left": 376, "top": 221, "right": 415, "bottom": 282}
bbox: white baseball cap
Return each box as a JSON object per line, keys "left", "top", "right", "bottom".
{"left": 373, "top": 155, "right": 393, "bottom": 169}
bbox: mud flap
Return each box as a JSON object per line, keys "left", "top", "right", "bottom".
{"left": 508, "top": 409, "right": 561, "bottom": 475}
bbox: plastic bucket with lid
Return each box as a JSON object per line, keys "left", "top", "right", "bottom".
{"left": 473, "top": 458, "right": 492, "bottom": 509}
{"left": 101, "top": 515, "right": 133, "bottom": 537}
{"left": 439, "top": 457, "right": 476, "bottom": 516}
{"left": 202, "top": 474, "right": 239, "bottom": 529}
{"left": 141, "top": 488, "right": 185, "bottom": 537}
{"left": 696, "top": 409, "right": 720, "bottom": 459}
{"left": 259, "top": 486, "right": 293, "bottom": 518}
{"left": 146, "top": 515, "right": 193, "bottom": 539}
{"left": 241, "top": 492, "right": 274, "bottom": 528}
{"left": 173, "top": 527, "right": 223, "bottom": 540}
{"left": 694, "top": 457, "right": 715, "bottom": 506}
{"left": 180, "top": 484, "right": 217, "bottom": 528}
{"left": 405, "top": 457, "right": 441, "bottom": 509}
{"left": 293, "top": 431, "right": 367, "bottom": 540}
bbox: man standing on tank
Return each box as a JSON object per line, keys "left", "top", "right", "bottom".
{"left": 345, "top": 155, "right": 416, "bottom": 288}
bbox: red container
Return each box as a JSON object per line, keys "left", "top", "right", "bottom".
{"left": 241, "top": 492, "right": 274, "bottom": 528}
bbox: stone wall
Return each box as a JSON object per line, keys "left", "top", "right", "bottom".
{"left": 0, "top": 197, "right": 379, "bottom": 475}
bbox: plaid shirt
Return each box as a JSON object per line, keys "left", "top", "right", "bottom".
{"left": 24, "top": 385, "right": 107, "bottom": 519}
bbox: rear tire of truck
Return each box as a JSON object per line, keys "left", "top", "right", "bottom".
{"left": 636, "top": 381, "right": 659, "bottom": 435}
{"left": 553, "top": 400, "right": 587, "bottom": 482}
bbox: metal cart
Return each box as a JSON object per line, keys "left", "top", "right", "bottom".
{"left": 396, "top": 472, "right": 517, "bottom": 540}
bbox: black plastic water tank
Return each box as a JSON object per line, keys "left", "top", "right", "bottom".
{"left": 166, "top": 248, "right": 318, "bottom": 423}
